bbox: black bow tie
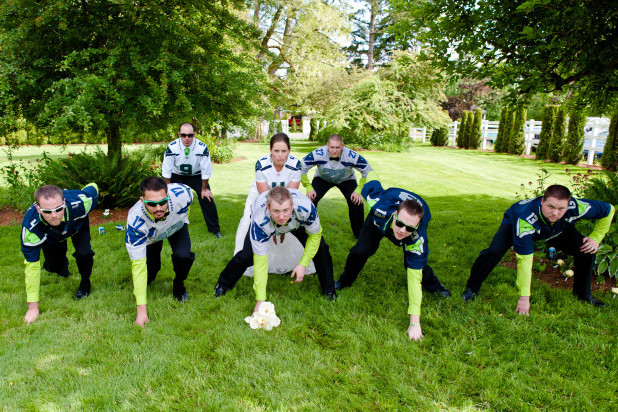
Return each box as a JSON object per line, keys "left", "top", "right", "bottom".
{"left": 330, "top": 156, "right": 340, "bottom": 161}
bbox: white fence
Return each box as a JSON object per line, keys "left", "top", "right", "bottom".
{"left": 411, "top": 118, "right": 609, "bottom": 166}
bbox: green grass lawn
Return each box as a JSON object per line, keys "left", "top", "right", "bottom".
{"left": 1, "top": 142, "right": 616, "bottom": 410}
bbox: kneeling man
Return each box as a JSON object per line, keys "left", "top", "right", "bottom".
{"left": 214, "top": 186, "right": 336, "bottom": 316}
{"left": 462, "top": 184, "right": 614, "bottom": 313}
{"left": 125, "top": 177, "right": 195, "bottom": 327}
{"left": 335, "top": 174, "right": 451, "bottom": 341}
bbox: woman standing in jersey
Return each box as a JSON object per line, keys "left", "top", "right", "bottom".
{"left": 234, "top": 133, "right": 316, "bottom": 275}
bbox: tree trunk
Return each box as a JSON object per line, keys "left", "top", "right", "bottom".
{"left": 367, "top": 0, "right": 378, "bottom": 70}
{"left": 256, "top": 5, "right": 283, "bottom": 60}
{"left": 106, "top": 122, "right": 122, "bottom": 159}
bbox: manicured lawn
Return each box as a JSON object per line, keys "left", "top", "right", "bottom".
{"left": 1, "top": 142, "right": 615, "bottom": 410}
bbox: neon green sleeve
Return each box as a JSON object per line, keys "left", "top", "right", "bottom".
{"left": 131, "top": 258, "right": 148, "bottom": 305}
{"left": 588, "top": 204, "right": 615, "bottom": 243}
{"left": 301, "top": 174, "right": 314, "bottom": 192}
{"left": 354, "top": 177, "right": 367, "bottom": 194}
{"left": 300, "top": 228, "right": 322, "bottom": 267}
{"left": 515, "top": 253, "right": 534, "bottom": 296}
{"left": 366, "top": 170, "right": 380, "bottom": 183}
{"left": 253, "top": 254, "right": 269, "bottom": 301}
{"left": 25, "top": 260, "right": 41, "bottom": 302}
{"left": 406, "top": 268, "right": 423, "bottom": 315}
{"left": 83, "top": 182, "right": 99, "bottom": 195}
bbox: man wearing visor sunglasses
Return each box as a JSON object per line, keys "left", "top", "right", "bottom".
{"left": 162, "top": 122, "right": 221, "bottom": 238}
{"left": 125, "top": 177, "right": 195, "bottom": 327}
{"left": 21, "top": 183, "right": 99, "bottom": 324}
{"left": 335, "top": 174, "right": 450, "bottom": 341}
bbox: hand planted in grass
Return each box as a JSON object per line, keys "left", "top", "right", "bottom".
{"left": 135, "top": 305, "right": 149, "bottom": 328}
{"left": 515, "top": 296, "right": 530, "bottom": 316}
{"left": 406, "top": 325, "right": 423, "bottom": 341}
{"left": 290, "top": 264, "right": 306, "bottom": 283}
{"left": 24, "top": 302, "right": 39, "bottom": 324}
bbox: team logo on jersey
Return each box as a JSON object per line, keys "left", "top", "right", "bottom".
{"left": 566, "top": 199, "right": 591, "bottom": 223}
{"left": 517, "top": 217, "right": 536, "bottom": 238}
{"left": 405, "top": 236, "right": 424, "bottom": 255}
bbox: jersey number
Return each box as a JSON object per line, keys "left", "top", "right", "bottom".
{"left": 180, "top": 164, "right": 192, "bottom": 175}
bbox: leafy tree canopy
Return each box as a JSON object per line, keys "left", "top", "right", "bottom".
{"left": 0, "top": 0, "right": 266, "bottom": 155}
{"left": 390, "top": 0, "right": 618, "bottom": 112}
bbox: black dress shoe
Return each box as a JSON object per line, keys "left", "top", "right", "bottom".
{"left": 462, "top": 287, "right": 476, "bottom": 302}
{"left": 325, "top": 292, "right": 337, "bottom": 301}
{"left": 74, "top": 289, "right": 90, "bottom": 300}
{"left": 174, "top": 291, "right": 188, "bottom": 302}
{"left": 57, "top": 268, "right": 72, "bottom": 278}
{"left": 578, "top": 295, "right": 606, "bottom": 307}
{"left": 430, "top": 282, "right": 451, "bottom": 298}
{"left": 214, "top": 284, "right": 228, "bottom": 298}
{"left": 334, "top": 280, "right": 349, "bottom": 291}
{"left": 215, "top": 232, "right": 223, "bottom": 239}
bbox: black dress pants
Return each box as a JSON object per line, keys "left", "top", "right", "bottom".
{"left": 311, "top": 176, "right": 364, "bottom": 238}
{"left": 170, "top": 173, "right": 220, "bottom": 234}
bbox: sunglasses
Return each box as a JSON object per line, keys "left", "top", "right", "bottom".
{"left": 142, "top": 197, "right": 169, "bottom": 207}
{"left": 394, "top": 216, "right": 417, "bottom": 232}
{"left": 38, "top": 204, "right": 65, "bottom": 214}
{"left": 179, "top": 133, "right": 194, "bottom": 138}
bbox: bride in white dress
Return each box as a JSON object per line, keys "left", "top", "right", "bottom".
{"left": 234, "top": 133, "right": 316, "bottom": 276}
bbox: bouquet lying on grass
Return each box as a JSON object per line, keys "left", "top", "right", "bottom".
{"left": 245, "top": 302, "right": 281, "bottom": 330}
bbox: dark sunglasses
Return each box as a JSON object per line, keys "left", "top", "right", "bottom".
{"left": 38, "top": 204, "right": 65, "bottom": 214}
{"left": 142, "top": 197, "right": 169, "bottom": 207}
{"left": 179, "top": 133, "right": 194, "bottom": 138}
{"left": 394, "top": 216, "right": 417, "bottom": 232}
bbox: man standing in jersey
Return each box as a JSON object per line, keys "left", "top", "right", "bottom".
{"left": 301, "top": 134, "right": 373, "bottom": 238}
{"left": 162, "top": 122, "right": 221, "bottom": 238}
{"left": 21, "top": 183, "right": 98, "bottom": 324}
{"left": 335, "top": 174, "right": 451, "bottom": 341}
{"left": 125, "top": 177, "right": 195, "bottom": 327}
{"left": 462, "top": 184, "right": 614, "bottom": 313}
{"left": 214, "top": 186, "right": 336, "bottom": 314}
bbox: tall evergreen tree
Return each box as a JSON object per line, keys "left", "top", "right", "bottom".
{"left": 549, "top": 106, "right": 567, "bottom": 162}
{"left": 602, "top": 107, "right": 618, "bottom": 171}
{"left": 563, "top": 110, "right": 586, "bottom": 165}
{"left": 456, "top": 112, "right": 468, "bottom": 148}
{"left": 470, "top": 109, "right": 483, "bottom": 149}
{"left": 536, "top": 105, "right": 557, "bottom": 160}
{"left": 493, "top": 107, "right": 507, "bottom": 152}
{"left": 509, "top": 104, "right": 527, "bottom": 155}
{"left": 500, "top": 107, "right": 514, "bottom": 153}
{"left": 464, "top": 111, "right": 475, "bottom": 149}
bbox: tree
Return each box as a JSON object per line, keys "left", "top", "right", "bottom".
{"left": 390, "top": 0, "right": 618, "bottom": 111}
{"left": 602, "top": 107, "right": 618, "bottom": 171}
{"left": 470, "top": 109, "right": 483, "bottom": 149}
{"left": 509, "top": 104, "right": 527, "bottom": 155}
{"left": 493, "top": 107, "right": 507, "bottom": 152}
{"left": 548, "top": 106, "right": 567, "bottom": 162}
{"left": 563, "top": 110, "right": 586, "bottom": 165}
{"left": 0, "top": 0, "right": 265, "bottom": 157}
{"left": 536, "top": 105, "right": 557, "bottom": 160}
{"left": 499, "top": 107, "right": 515, "bottom": 154}
{"left": 456, "top": 112, "right": 468, "bottom": 148}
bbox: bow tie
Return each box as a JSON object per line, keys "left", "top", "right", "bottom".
{"left": 329, "top": 156, "right": 340, "bottom": 161}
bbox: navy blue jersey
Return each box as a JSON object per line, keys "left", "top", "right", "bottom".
{"left": 505, "top": 196, "right": 613, "bottom": 255}
{"left": 21, "top": 186, "right": 98, "bottom": 263}
{"left": 362, "top": 180, "right": 429, "bottom": 270}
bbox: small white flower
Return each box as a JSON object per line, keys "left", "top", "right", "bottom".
{"left": 264, "top": 315, "right": 281, "bottom": 331}
{"left": 564, "top": 269, "right": 574, "bottom": 277}
{"left": 258, "top": 301, "right": 276, "bottom": 317}
{"left": 103, "top": 209, "right": 110, "bottom": 216}
{"left": 611, "top": 287, "right": 618, "bottom": 295}
{"left": 556, "top": 259, "right": 565, "bottom": 266}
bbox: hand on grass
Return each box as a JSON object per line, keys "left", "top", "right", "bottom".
{"left": 135, "top": 305, "right": 149, "bottom": 328}
{"left": 291, "top": 265, "right": 306, "bottom": 283}
{"left": 515, "top": 296, "right": 530, "bottom": 316}
{"left": 406, "top": 324, "right": 423, "bottom": 341}
{"left": 24, "top": 302, "right": 39, "bottom": 324}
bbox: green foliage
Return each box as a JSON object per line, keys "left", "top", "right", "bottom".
{"left": 203, "top": 137, "right": 236, "bottom": 164}
{"left": 36, "top": 148, "right": 154, "bottom": 208}
{"left": 499, "top": 107, "right": 514, "bottom": 154}
{"left": 309, "top": 118, "right": 318, "bottom": 141}
{"left": 430, "top": 126, "right": 449, "bottom": 146}
{"left": 456, "top": 112, "right": 468, "bottom": 148}
{"left": 469, "top": 109, "right": 482, "bottom": 149}
{"left": 601, "top": 107, "right": 618, "bottom": 171}
{"left": 0, "top": 148, "right": 42, "bottom": 211}
{"left": 140, "top": 144, "right": 168, "bottom": 167}
{"left": 536, "top": 105, "right": 557, "bottom": 160}
{"left": 464, "top": 111, "right": 475, "bottom": 149}
{"left": 516, "top": 168, "right": 550, "bottom": 200}
{"left": 508, "top": 104, "right": 527, "bottom": 155}
{"left": 563, "top": 110, "right": 586, "bottom": 164}
{"left": 493, "top": 107, "right": 507, "bottom": 152}
{"left": 548, "top": 106, "right": 567, "bottom": 162}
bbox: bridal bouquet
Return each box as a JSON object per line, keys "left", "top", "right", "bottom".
{"left": 245, "top": 302, "right": 281, "bottom": 331}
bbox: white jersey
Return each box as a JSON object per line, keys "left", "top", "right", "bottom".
{"left": 161, "top": 137, "right": 213, "bottom": 180}
{"left": 125, "top": 183, "right": 193, "bottom": 260}
{"left": 249, "top": 189, "right": 321, "bottom": 256}
{"left": 254, "top": 154, "right": 301, "bottom": 189}
{"left": 301, "top": 146, "right": 373, "bottom": 184}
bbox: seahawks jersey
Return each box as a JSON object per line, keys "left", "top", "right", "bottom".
{"left": 249, "top": 189, "right": 320, "bottom": 256}
{"left": 254, "top": 154, "right": 301, "bottom": 189}
{"left": 21, "top": 185, "right": 98, "bottom": 263}
{"left": 125, "top": 183, "right": 193, "bottom": 260}
{"left": 301, "top": 146, "right": 373, "bottom": 184}
{"left": 505, "top": 196, "right": 612, "bottom": 255}
{"left": 162, "top": 137, "right": 213, "bottom": 180}
{"left": 362, "top": 180, "right": 430, "bottom": 270}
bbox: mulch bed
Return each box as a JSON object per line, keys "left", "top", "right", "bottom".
{"left": 500, "top": 249, "right": 617, "bottom": 293}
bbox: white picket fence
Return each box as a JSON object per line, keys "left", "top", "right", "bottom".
{"left": 411, "top": 118, "right": 609, "bottom": 166}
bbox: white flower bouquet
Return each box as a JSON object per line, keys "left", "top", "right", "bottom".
{"left": 244, "top": 302, "right": 281, "bottom": 331}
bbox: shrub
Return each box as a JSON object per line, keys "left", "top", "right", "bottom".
{"left": 309, "top": 118, "right": 318, "bottom": 141}
{"left": 202, "top": 136, "right": 236, "bottom": 164}
{"left": 470, "top": 109, "right": 482, "bottom": 149}
{"left": 0, "top": 148, "right": 43, "bottom": 211}
{"left": 35, "top": 148, "right": 154, "bottom": 209}
{"left": 493, "top": 107, "right": 508, "bottom": 152}
{"left": 548, "top": 106, "right": 566, "bottom": 162}
{"left": 563, "top": 110, "right": 585, "bottom": 165}
{"left": 601, "top": 106, "right": 618, "bottom": 171}
{"left": 500, "top": 106, "right": 514, "bottom": 153}
{"left": 509, "top": 104, "right": 527, "bottom": 155}
{"left": 430, "top": 126, "right": 449, "bottom": 146}
{"left": 464, "top": 111, "right": 475, "bottom": 149}
{"left": 536, "top": 105, "right": 557, "bottom": 160}
{"left": 456, "top": 112, "right": 468, "bottom": 148}
{"left": 141, "top": 143, "right": 168, "bottom": 167}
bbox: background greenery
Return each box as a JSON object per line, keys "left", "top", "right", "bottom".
{"left": 1, "top": 142, "right": 616, "bottom": 410}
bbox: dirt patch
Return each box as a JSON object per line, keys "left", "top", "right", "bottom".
{"left": 500, "top": 249, "right": 617, "bottom": 293}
